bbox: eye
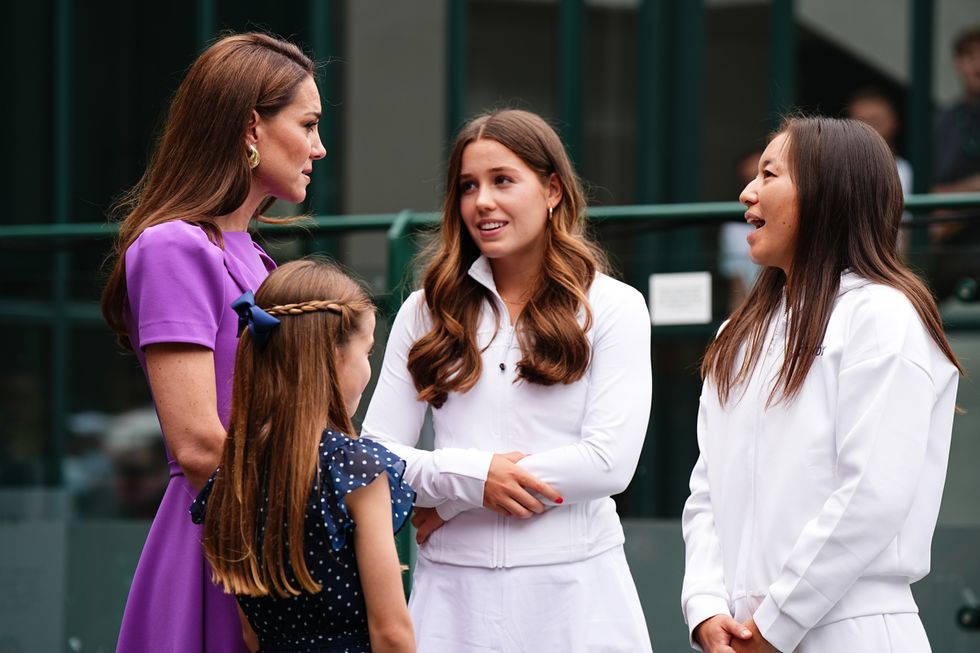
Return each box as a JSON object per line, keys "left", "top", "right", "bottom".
{"left": 305, "top": 120, "right": 319, "bottom": 131}
{"left": 459, "top": 179, "right": 477, "bottom": 193}
{"left": 495, "top": 175, "right": 513, "bottom": 185}
{"left": 763, "top": 169, "right": 776, "bottom": 179}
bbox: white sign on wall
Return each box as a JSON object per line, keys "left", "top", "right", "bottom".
{"left": 648, "top": 272, "right": 712, "bottom": 326}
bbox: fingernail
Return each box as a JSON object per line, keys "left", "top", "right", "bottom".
{"left": 555, "top": 497, "right": 564, "bottom": 504}
{"left": 741, "top": 630, "right": 751, "bottom": 637}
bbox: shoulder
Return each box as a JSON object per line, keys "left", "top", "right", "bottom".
{"left": 128, "top": 221, "right": 222, "bottom": 261}
{"left": 835, "top": 278, "right": 930, "bottom": 360}
{"left": 838, "top": 278, "right": 918, "bottom": 321}
{"left": 318, "top": 429, "right": 403, "bottom": 469}
{"left": 588, "top": 273, "right": 648, "bottom": 317}
{"left": 391, "top": 289, "right": 432, "bottom": 333}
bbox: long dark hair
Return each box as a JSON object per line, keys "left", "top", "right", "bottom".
{"left": 407, "top": 109, "right": 608, "bottom": 408}
{"left": 101, "top": 32, "right": 315, "bottom": 347}
{"left": 703, "top": 116, "right": 963, "bottom": 405}
{"left": 201, "top": 259, "right": 374, "bottom": 598}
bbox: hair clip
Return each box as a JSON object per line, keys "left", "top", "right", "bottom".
{"left": 231, "top": 291, "right": 281, "bottom": 348}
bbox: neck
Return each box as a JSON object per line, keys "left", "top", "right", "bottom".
{"left": 218, "top": 185, "right": 268, "bottom": 232}
{"left": 489, "top": 250, "right": 544, "bottom": 301}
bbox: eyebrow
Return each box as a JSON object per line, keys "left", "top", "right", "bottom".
{"left": 303, "top": 110, "right": 321, "bottom": 119}
{"left": 460, "top": 166, "right": 521, "bottom": 176}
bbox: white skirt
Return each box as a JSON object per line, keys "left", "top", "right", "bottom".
{"left": 409, "top": 545, "right": 653, "bottom": 653}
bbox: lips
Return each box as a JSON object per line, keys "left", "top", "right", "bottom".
{"left": 745, "top": 212, "right": 765, "bottom": 229}
{"left": 474, "top": 219, "right": 508, "bottom": 236}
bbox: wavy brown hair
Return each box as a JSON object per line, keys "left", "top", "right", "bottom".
{"left": 703, "top": 116, "right": 963, "bottom": 405}
{"left": 101, "top": 32, "right": 315, "bottom": 347}
{"left": 408, "top": 109, "right": 608, "bottom": 408}
{"left": 201, "top": 259, "right": 374, "bottom": 598}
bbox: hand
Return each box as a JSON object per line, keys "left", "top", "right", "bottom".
{"left": 411, "top": 507, "right": 446, "bottom": 545}
{"left": 732, "top": 619, "right": 778, "bottom": 653}
{"left": 692, "top": 614, "right": 753, "bottom": 653}
{"left": 483, "top": 451, "right": 563, "bottom": 518}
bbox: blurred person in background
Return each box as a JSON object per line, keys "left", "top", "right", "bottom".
{"left": 931, "top": 25, "right": 980, "bottom": 299}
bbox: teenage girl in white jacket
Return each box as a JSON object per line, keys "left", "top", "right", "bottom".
{"left": 682, "top": 117, "right": 962, "bottom": 653}
{"left": 362, "top": 109, "right": 653, "bottom": 652}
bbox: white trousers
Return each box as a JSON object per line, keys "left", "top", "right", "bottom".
{"left": 409, "top": 545, "right": 653, "bottom": 653}
{"left": 734, "top": 597, "right": 930, "bottom": 652}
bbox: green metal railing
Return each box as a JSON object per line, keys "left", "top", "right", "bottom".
{"left": 3, "top": 194, "right": 979, "bottom": 490}
{"left": 3, "top": 194, "right": 979, "bottom": 592}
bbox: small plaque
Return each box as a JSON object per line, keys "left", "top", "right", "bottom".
{"left": 648, "top": 272, "right": 712, "bottom": 326}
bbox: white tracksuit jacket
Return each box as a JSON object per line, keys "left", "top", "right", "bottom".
{"left": 361, "top": 255, "right": 652, "bottom": 568}
{"left": 681, "top": 271, "right": 959, "bottom": 652}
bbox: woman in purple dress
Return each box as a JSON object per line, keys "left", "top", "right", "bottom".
{"left": 100, "top": 32, "right": 326, "bottom": 652}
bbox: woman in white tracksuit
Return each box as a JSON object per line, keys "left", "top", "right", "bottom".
{"left": 682, "top": 117, "right": 962, "bottom": 653}
{"left": 362, "top": 109, "right": 653, "bottom": 652}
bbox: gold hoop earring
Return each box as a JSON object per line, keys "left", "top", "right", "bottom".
{"left": 247, "top": 144, "right": 260, "bottom": 169}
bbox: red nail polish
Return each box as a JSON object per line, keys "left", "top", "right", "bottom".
{"left": 555, "top": 497, "right": 564, "bottom": 504}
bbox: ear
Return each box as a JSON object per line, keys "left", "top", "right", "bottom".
{"left": 245, "top": 109, "right": 261, "bottom": 145}
{"left": 546, "top": 173, "right": 563, "bottom": 208}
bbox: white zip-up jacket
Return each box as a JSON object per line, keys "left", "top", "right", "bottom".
{"left": 681, "top": 272, "right": 959, "bottom": 652}
{"left": 362, "top": 256, "right": 652, "bottom": 568}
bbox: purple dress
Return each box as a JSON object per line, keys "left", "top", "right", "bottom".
{"left": 116, "top": 220, "right": 275, "bottom": 653}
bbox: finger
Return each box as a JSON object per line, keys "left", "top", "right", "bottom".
{"left": 519, "top": 474, "right": 563, "bottom": 504}
{"left": 497, "top": 497, "right": 534, "bottom": 519}
{"left": 502, "top": 451, "right": 527, "bottom": 463}
{"left": 508, "top": 486, "right": 546, "bottom": 514}
{"left": 726, "top": 620, "right": 752, "bottom": 640}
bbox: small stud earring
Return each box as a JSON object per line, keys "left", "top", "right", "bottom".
{"left": 247, "top": 144, "right": 260, "bottom": 169}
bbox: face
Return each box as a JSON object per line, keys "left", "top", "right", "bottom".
{"left": 739, "top": 132, "right": 799, "bottom": 275}
{"left": 458, "top": 138, "right": 562, "bottom": 269}
{"left": 847, "top": 97, "right": 898, "bottom": 146}
{"left": 335, "top": 311, "right": 375, "bottom": 417}
{"left": 251, "top": 76, "right": 327, "bottom": 203}
{"left": 955, "top": 39, "right": 980, "bottom": 97}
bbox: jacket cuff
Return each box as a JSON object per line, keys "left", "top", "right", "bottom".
{"left": 432, "top": 448, "right": 493, "bottom": 506}
{"left": 753, "top": 595, "right": 807, "bottom": 653}
{"left": 434, "top": 499, "right": 470, "bottom": 521}
{"left": 685, "top": 595, "right": 732, "bottom": 650}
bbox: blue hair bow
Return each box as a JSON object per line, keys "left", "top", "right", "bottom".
{"left": 231, "top": 291, "right": 281, "bottom": 348}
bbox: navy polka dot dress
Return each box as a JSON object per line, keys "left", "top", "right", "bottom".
{"left": 190, "top": 430, "right": 415, "bottom": 653}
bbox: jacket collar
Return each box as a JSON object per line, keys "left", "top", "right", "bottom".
{"left": 467, "top": 255, "right": 500, "bottom": 297}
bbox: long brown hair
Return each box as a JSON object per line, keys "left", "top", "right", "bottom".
{"left": 408, "top": 109, "right": 608, "bottom": 408}
{"left": 703, "top": 116, "right": 963, "bottom": 405}
{"left": 101, "top": 32, "right": 315, "bottom": 346}
{"left": 201, "top": 259, "right": 374, "bottom": 598}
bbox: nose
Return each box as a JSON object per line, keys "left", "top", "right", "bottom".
{"left": 739, "top": 177, "right": 758, "bottom": 206}
{"left": 475, "top": 184, "right": 495, "bottom": 211}
{"left": 311, "top": 131, "right": 327, "bottom": 160}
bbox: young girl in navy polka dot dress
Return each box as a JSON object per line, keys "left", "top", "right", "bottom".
{"left": 191, "top": 259, "right": 416, "bottom": 653}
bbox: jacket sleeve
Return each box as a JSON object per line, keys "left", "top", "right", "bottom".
{"left": 516, "top": 284, "right": 652, "bottom": 503}
{"left": 753, "top": 307, "right": 938, "bottom": 652}
{"left": 681, "top": 388, "right": 733, "bottom": 650}
{"left": 360, "top": 292, "right": 492, "bottom": 511}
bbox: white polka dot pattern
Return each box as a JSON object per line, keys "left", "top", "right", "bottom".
{"left": 190, "top": 429, "right": 416, "bottom": 652}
